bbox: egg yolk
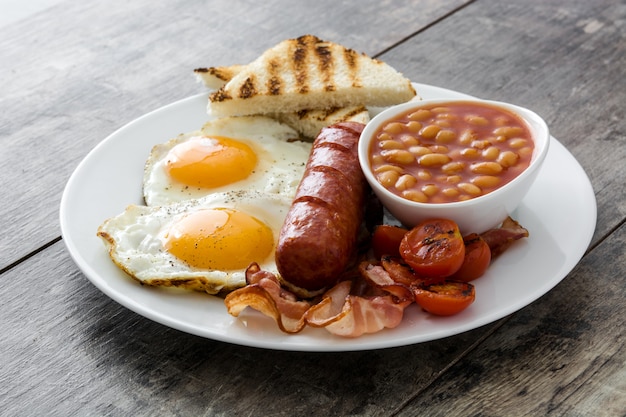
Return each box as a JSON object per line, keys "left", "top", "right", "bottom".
{"left": 165, "top": 136, "right": 257, "bottom": 188}
{"left": 162, "top": 208, "right": 273, "bottom": 270}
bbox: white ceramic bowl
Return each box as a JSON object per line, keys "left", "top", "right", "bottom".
{"left": 358, "top": 98, "right": 550, "bottom": 234}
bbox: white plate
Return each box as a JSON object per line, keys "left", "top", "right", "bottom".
{"left": 60, "top": 83, "right": 596, "bottom": 352}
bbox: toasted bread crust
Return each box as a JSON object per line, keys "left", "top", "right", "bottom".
{"left": 196, "top": 66, "right": 375, "bottom": 138}
{"left": 207, "top": 35, "right": 416, "bottom": 116}
{"left": 209, "top": 35, "right": 366, "bottom": 103}
{"left": 193, "top": 65, "right": 245, "bottom": 89}
{"left": 195, "top": 35, "right": 418, "bottom": 137}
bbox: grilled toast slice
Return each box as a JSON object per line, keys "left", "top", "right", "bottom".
{"left": 195, "top": 63, "right": 371, "bottom": 138}
{"left": 194, "top": 65, "right": 246, "bottom": 89}
{"left": 207, "top": 35, "right": 416, "bottom": 118}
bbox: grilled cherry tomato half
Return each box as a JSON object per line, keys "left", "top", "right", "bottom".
{"left": 399, "top": 219, "right": 465, "bottom": 278}
{"left": 451, "top": 233, "right": 492, "bottom": 282}
{"left": 413, "top": 281, "right": 475, "bottom": 316}
{"left": 371, "top": 225, "right": 408, "bottom": 259}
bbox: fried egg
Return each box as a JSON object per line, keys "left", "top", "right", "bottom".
{"left": 97, "top": 190, "right": 292, "bottom": 294}
{"left": 143, "top": 115, "right": 312, "bottom": 206}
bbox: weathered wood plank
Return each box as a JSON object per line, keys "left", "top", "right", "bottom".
{"left": 1, "top": 241, "right": 502, "bottom": 416}
{"left": 396, "top": 222, "right": 626, "bottom": 417}
{"left": 383, "top": 0, "right": 626, "bottom": 246}
{"left": 375, "top": 0, "right": 626, "bottom": 414}
{"left": 0, "top": 0, "right": 468, "bottom": 270}
{"left": 1, "top": 0, "right": 624, "bottom": 415}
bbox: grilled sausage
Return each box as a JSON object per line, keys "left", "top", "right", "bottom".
{"left": 275, "top": 122, "right": 367, "bottom": 293}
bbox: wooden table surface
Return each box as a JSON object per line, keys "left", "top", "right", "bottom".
{"left": 1, "top": 0, "right": 625, "bottom": 415}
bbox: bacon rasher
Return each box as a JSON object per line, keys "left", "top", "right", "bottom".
{"left": 305, "top": 264, "right": 413, "bottom": 337}
{"left": 480, "top": 216, "right": 529, "bottom": 258}
{"left": 224, "top": 262, "right": 413, "bottom": 337}
{"left": 224, "top": 263, "right": 311, "bottom": 333}
{"left": 224, "top": 217, "right": 529, "bottom": 338}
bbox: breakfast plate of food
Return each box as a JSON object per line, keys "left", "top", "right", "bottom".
{"left": 60, "top": 36, "right": 596, "bottom": 351}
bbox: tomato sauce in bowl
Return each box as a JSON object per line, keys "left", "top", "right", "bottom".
{"left": 368, "top": 101, "right": 534, "bottom": 204}
{"left": 358, "top": 98, "right": 550, "bottom": 234}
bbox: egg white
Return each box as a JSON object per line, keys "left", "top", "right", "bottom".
{"left": 143, "top": 115, "right": 312, "bottom": 206}
{"left": 97, "top": 190, "right": 293, "bottom": 294}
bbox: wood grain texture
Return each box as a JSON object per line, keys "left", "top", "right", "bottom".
{"left": 2, "top": 241, "right": 502, "bottom": 416}
{"left": 383, "top": 0, "right": 626, "bottom": 247}
{"left": 1, "top": 0, "right": 625, "bottom": 415}
{"left": 0, "top": 0, "right": 468, "bottom": 270}
{"left": 397, "top": 223, "right": 626, "bottom": 417}
{"left": 377, "top": 0, "right": 626, "bottom": 414}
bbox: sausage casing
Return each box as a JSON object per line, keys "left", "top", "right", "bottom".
{"left": 276, "top": 122, "right": 367, "bottom": 293}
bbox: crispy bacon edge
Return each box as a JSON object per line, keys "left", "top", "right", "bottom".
{"left": 224, "top": 262, "right": 414, "bottom": 338}
{"left": 224, "top": 263, "right": 311, "bottom": 334}
{"left": 305, "top": 264, "right": 414, "bottom": 337}
{"left": 223, "top": 216, "right": 529, "bottom": 338}
{"left": 480, "top": 216, "right": 529, "bottom": 258}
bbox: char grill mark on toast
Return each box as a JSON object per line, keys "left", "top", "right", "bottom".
{"left": 344, "top": 106, "right": 368, "bottom": 119}
{"left": 212, "top": 69, "right": 229, "bottom": 82}
{"left": 209, "top": 88, "right": 231, "bottom": 102}
{"left": 293, "top": 36, "right": 309, "bottom": 94}
{"left": 344, "top": 49, "right": 361, "bottom": 88}
{"left": 320, "top": 107, "right": 342, "bottom": 120}
{"left": 318, "top": 106, "right": 367, "bottom": 121}
{"left": 315, "top": 43, "right": 334, "bottom": 92}
{"left": 294, "top": 105, "right": 367, "bottom": 122}
{"left": 295, "top": 109, "right": 309, "bottom": 119}
{"left": 294, "top": 107, "right": 338, "bottom": 121}
{"left": 239, "top": 76, "right": 257, "bottom": 99}
{"left": 195, "top": 67, "right": 228, "bottom": 82}
{"left": 268, "top": 78, "right": 281, "bottom": 95}
{"left": 215, "top": 69, "right": 231, "bottom": 82}
{"left": 267, "top": 58, "right": 281, "bottom": 95}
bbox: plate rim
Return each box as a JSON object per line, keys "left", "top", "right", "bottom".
{"left": 59, "top": 83, "right": 597, "bottom": 352}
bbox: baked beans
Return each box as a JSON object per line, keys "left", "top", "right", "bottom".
{"left": 369, "top": 101, "right": 534, "bottom": 203}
